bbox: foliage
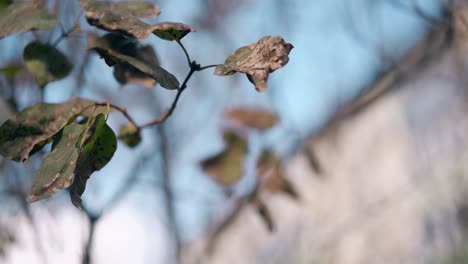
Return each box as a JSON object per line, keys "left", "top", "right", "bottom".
{"left": 0, "top": 0, "right": 293, "bottom": 213}
{"left": 0, "top": 2, "right": 57, "bottom": 39}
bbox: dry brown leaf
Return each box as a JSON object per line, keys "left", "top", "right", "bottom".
{"left": 215, "top": 36, "right": 293, "bottom": 92}
{"left": 225, "top": 108, "right": 279, "bottom": 130}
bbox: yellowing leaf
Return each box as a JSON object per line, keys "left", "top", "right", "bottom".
{"left": 225, "top": 108, "right": 279, "bottom": 130}
{"left": 200, "top": 131, "right": 248, "bottom": 186}
{"left": 23, "top": 42, "right": 72, "bottom": 88}
{"left": 215, "top": 36, "right": 293, "bottom": 92}
{"left": 28, "top": 124, "right": 84, "bottom": 203}
{"left": 0, "top": 2, "right": 57, "bottom": 39}
{"left": 152, "top": 22, "right": 196, "bottom": 41}
{"left": 88, "top": 33, "right": 179, "bottom": 90}
{"left": 0, "top": 98, "right": 96, "bottom": 162}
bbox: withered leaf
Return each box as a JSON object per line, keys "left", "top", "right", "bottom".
{"left": 214, "top": 36, "right": 293, "bottom": 92}
{"left": 28, "top": 124, "right": 84, "bottom": 203}
{"left": 152, "top": 22, "right": 196, "bottom": 41}
{"left": 83, "top": 1, "right": 162, "bottom": 39}
{"left": 71, "top": 113, "right": 117, "bottom": 209}
{"left": 200, "top": 130, "right": 248, "bottom": 186}
{"left": 225, "top": 108, "right": 279, "bottom": 130}
{"left": 88, "top": 33, "right": 179, "bottom": 90}
{"left": 0, "top": 1, "right": 57, "bottom": 39}
{"left": 256, "top": 150, "right": 298, "bottom": 199}
{"left": 0, "top": 98, "right": 96, "bottom": 162}
{"left": 82, "top": 1, "right": 160, "bottom": 18}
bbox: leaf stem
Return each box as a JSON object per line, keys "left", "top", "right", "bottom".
{"left": 139, "top": 62, "right": 198, "bottom": 128}
{"left": 96, "top": 56, "right": 214, "bottom": 130}
{"left": 94, "top": 102, "right": 139, "bottom": 129}
{"left": 198, "top": 64, "right": 218, "bottom": 71}
{"left": 176, "top": 39, "right": 192, "bottom": 67}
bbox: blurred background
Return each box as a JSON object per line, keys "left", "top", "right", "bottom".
{"left": 2, "top": 0, "right": 468, "bottom": 263}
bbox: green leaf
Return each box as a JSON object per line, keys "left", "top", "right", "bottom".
{"left": 88, "top": 33, "right": 179, "bottom": 90}
{"left": 27, "top": 124, "right": 84, "bottom": 203}
{"left": 0, "top": 98, "right": 96, "bottom": 162}
{"left": 70, "top": 113, "right": 117, "bottom": 209}
{"left": 0, "top": 2, "right": 57, "bottom": 39}
{"left": 152, "top": 22, "right": 196, "bottom": 41}
{"left": 214, "top": 36, "right": 293, "bottom": 92}
{"left": 23, "top": 42, "right": 72, "bottom": 88}
{"left": 83, "top": 0, "right": 162, "bottom": 39}
{"left": 225, "top": 108, "right": 279, "bottom": 130}
{"left": 200, "top": 130, "right": 248, "bottom": 186}
{"left": 118, "top": 123, "right": 141, "bottom": 148}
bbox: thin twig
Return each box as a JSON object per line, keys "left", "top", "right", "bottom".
{"left": 198, "top": 64, "right": 218, "bottom": 71}
{"left": 94, "top": 102, "right": 139, "bottom": 129}
{"left": 51, "top": 8, "right": 84, "bottom": 47}
{"left": 176, "top": 39, "right": 192, "bottom": 67}
{"left": 81, "top": 204, "right": 99, "bottom": 264}
{"left": 139, "top": 63, "right": 198, "bottom": 128}
{"left": 158, "top": 123, "right": 182, "bottom": 263}
{"left": 90, "top": 58, "right": 218, "bottom": 130}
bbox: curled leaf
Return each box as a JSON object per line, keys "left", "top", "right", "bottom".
{"left": 152, "top": 22, "right": 196, "bottom": 41}
{"left": 225, "top": 108, "right": 279, "bottom": 130}
{"left": 23, "top": 42, "right": 72, "bottom": 88}
{"left": 71, "top": 113, "right": 117, "bottom": 209}
{"left": 200, "top": 130, "right": 248, "bottom": 186}
{"left": 28, "top": 124, "right": 84, "bottom": 203}
{"left": 113, "top": 44, "right": 160, "bottom": 88}
{"left": 83, "top": 1, "right": 162, "bottom": 39}
{"left": 118, "top": 123, "right": 141, "bottom": 148}
{"left": 0, "top": 98, "right": 96, "bottom": 162}
{"left": 0, "top": 1, "right": 57, "bottom": 39}
{"left": 88, "top": 33, "right": 179, "bottom": 90}
{"left": 215, "top": 36, "right": 293, "bottom": 92}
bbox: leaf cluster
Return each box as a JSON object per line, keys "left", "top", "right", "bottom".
{"left": 0, "top": 0, "right": 293, "bottom": 210}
